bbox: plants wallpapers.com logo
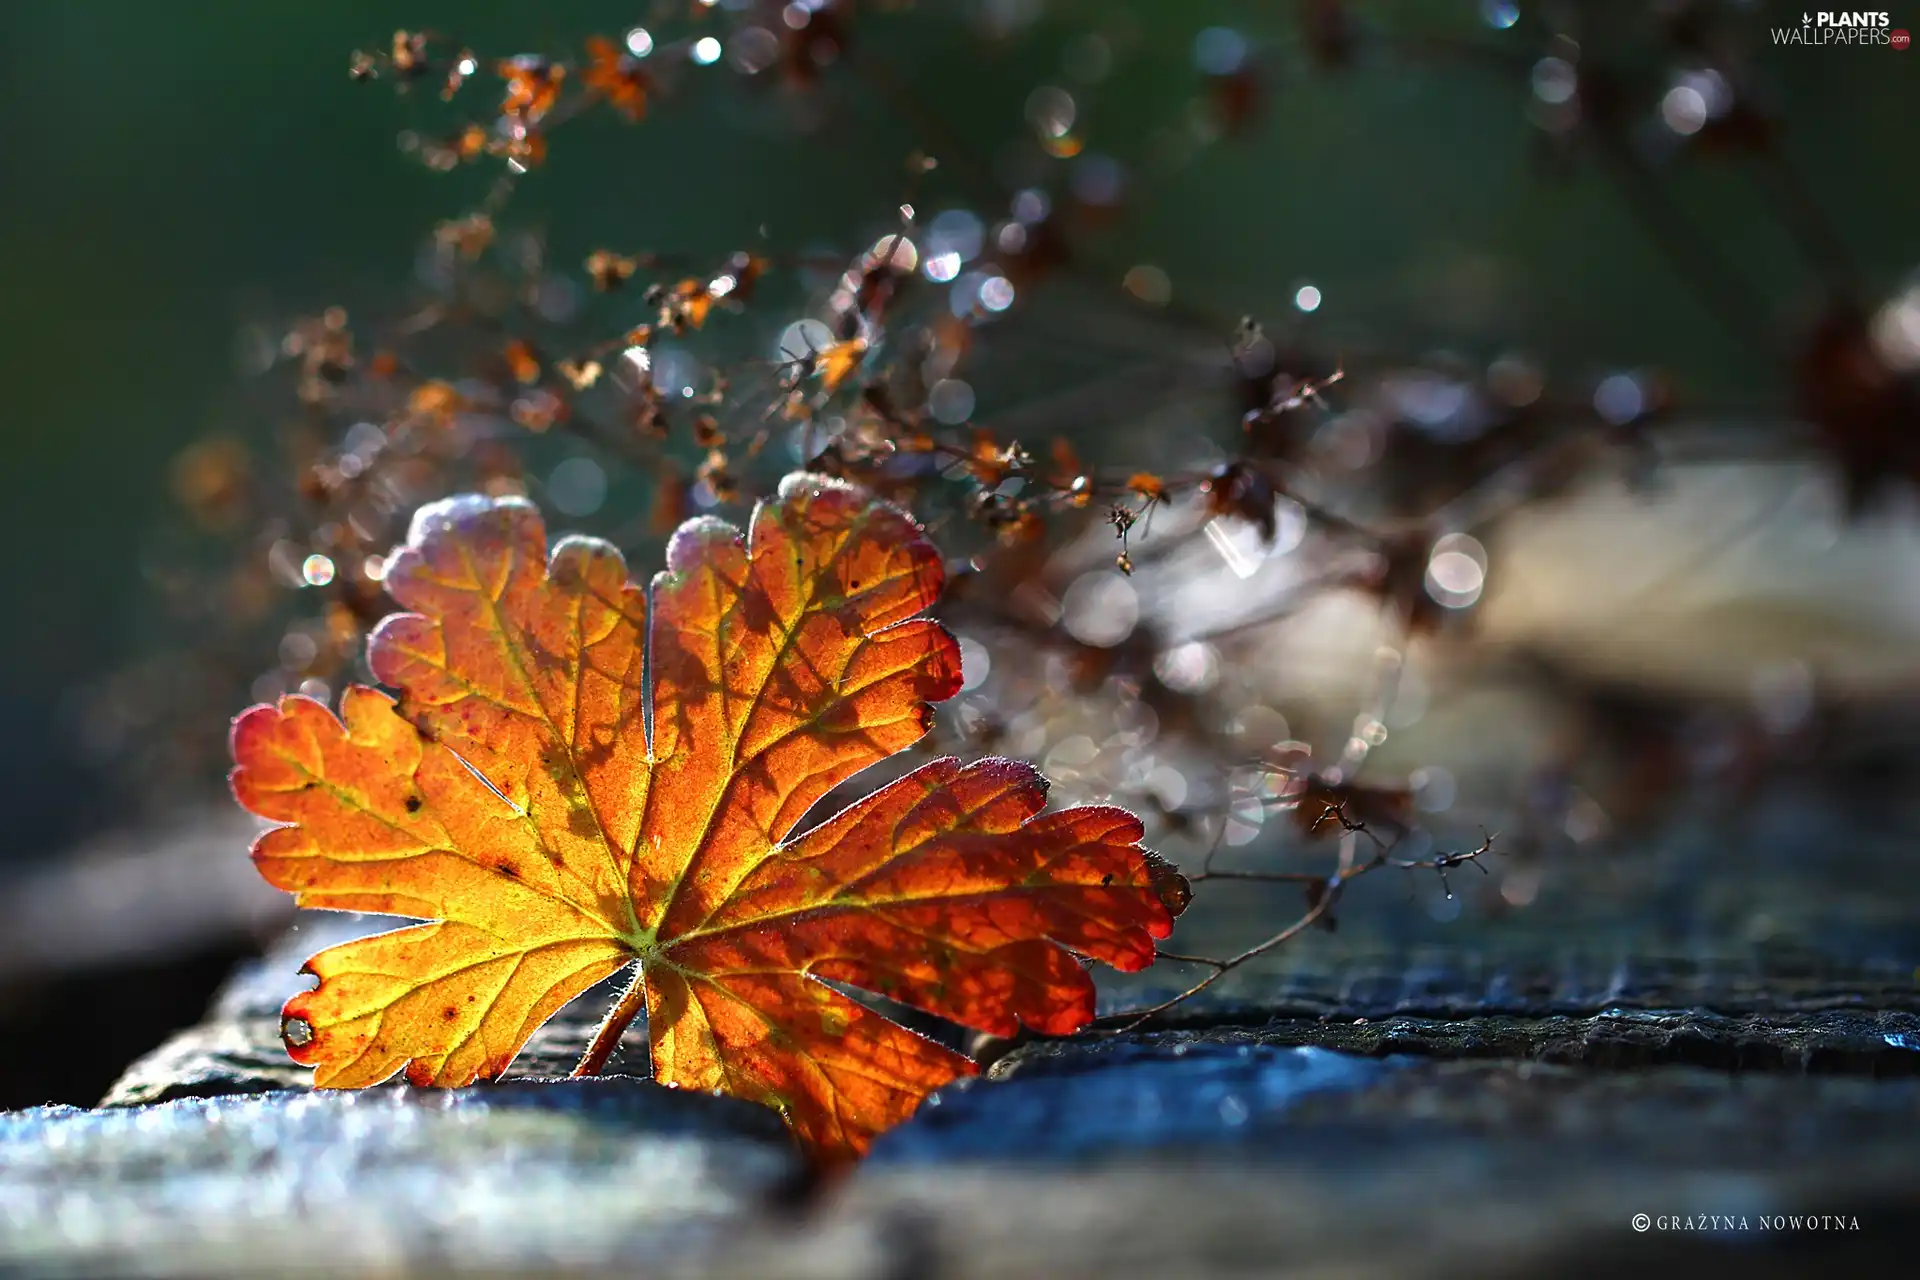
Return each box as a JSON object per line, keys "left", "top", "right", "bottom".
{"left": 1774, "top": 11, "right": 1910, "bottom": 45}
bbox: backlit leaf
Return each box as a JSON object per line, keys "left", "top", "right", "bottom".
{"left": 231, "top": 473, "right": 1181, "bottom": 1159}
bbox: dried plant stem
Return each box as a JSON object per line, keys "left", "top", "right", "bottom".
{"left": 1116, "top": 896, "right": 1340, "bottom": 1030}
{"left": 574, "top": 965, "right": 647, "bottom": 1077}
{"left": 1105, "top": 817, "right": 1495, "bottom": 1032}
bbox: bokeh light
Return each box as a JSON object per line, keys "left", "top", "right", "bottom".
{"left": 547, "top": 456, "right": 607, "bottom": 518}
{"left": 300, "top": 555, "right": 335, "bottom": 588}
{"left": 1425, "top": 533, "right": 1488, "bottom": 609}
{"left": 1531, "top": 57, "right": 1577, "bottom": 105}
{"left": 1193, "top": 27, "right": 1249, "bottom": 76}
{"left": 928, "top": 379, "right": 976, "bottom": 424}
{"left": 1062, "top": 571, "right": 1140, "bottom": 648}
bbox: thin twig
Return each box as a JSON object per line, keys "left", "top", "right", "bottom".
{"left": 1103, "top": 818, "right": 1497, "bottom": 1032}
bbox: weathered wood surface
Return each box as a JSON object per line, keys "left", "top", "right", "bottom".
{"left": 38, "top": 781, "right": 1920, "bottom": 1275}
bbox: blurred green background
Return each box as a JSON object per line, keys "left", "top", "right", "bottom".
{"left": 0, "top": 0, "right": 1913, "bottom": 866}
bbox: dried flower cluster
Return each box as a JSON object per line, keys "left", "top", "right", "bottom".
{"left": 96, "top": 1, "right": 1912, "bottom": 994}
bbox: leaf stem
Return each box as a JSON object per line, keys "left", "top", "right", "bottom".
{"left": 574, "top": 964, "right": 647, "bottom": 1077}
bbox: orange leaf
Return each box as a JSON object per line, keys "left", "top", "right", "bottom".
{"left": 815, "top": 335, "right": 868, "bottom": 393}
{"left": 582, "top": 35, "right": 649, "bottom": 122}
{"left": 496, "top": 54, "right": 564, "bottom": 124}
{"left": 230, "top": 474, "right": 1181, "bottom": 1159}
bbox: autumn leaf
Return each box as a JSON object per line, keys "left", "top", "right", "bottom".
{"left": 230, "top": 473, "right": 1183, "bottom": 1159}
{"left": 815, "top": 335, "right": 868, "bottom": 392}
{"left": 582, "top": 35, "right": 649, "bottom": 122}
